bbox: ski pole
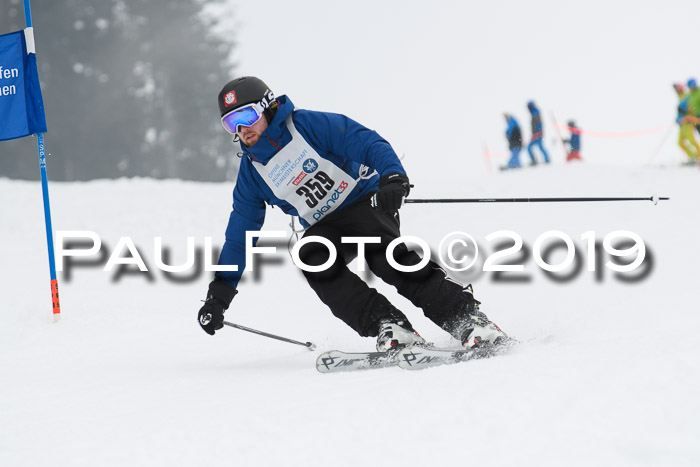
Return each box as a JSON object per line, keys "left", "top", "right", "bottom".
{"left": 645, "top": 123, "right": 675, "bottom": 166}
{"left": 223, "top": 321, "right": 316, "bottom": 351}
{"left": 405, "top": 196, "right": 669, "bottom": 205}
{"left": 550, "top": 110, "right": 571, "bottom": 159}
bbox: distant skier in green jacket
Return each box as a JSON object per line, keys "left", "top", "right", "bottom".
{"left": 673, "top": 82, "right": 700, "bottom": 164}
{"left": 687, "top": 78, "right": 700, "bottom": 139}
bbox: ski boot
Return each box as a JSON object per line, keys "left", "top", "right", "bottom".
{"left": 449, "top": 285, "right": 507, "bottom": 349}
{"left": 376, "top": 319, "right": 425, "bottom": 352}
{"left": 457, "top": 308, "right": 507, "bottom": 349}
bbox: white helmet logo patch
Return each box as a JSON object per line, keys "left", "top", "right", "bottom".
{"left": 224, "top": 91, "right": 237, "bottom": 107}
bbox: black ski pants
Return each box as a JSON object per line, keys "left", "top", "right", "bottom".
{"left": 298, "top": 195, "right": 474, "bottom": 337}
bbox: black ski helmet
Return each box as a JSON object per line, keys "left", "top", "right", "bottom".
{"left": 218, "top": 76, "right": 277, "bottom": 123}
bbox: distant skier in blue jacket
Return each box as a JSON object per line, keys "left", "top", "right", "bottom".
{"left": 526, "top": 101, "right": 550, "bottom": 165}
{"left": 196, "top": 76, "right": 506, "bottom": 351}
{"left": 504, "top": 113, "right": 523, "bottom": 169}
{"left": 563, "top": 120, "right": 582, "bottom": 161}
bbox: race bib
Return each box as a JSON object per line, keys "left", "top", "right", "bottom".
{"left": 251, "top": 116, "right": 357, "bottom": 225}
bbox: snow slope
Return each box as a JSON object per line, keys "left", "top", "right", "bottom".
{"left": 1, "top": 163, "right": 699, "bottom": 466}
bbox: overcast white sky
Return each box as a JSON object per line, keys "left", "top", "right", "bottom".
{"left": 212, "top": 0, "right": 698, "bottom": 180}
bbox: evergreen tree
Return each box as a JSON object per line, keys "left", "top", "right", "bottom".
{"left": 0, "top": 0, "right": 237, "bottom": 181}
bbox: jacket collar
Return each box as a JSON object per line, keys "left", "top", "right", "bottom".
{"left": 241, "top": 95, "right": 295, "bottom": 164}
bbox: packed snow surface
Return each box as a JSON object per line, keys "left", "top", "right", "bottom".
{"left": 1, "top": 163, "right": 698, "bottom": 466}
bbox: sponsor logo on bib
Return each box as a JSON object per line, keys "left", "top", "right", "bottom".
{"left": 313, "top": 181, "right": 350, "bottom": 222}
{"left": 303, "top": 159, "right": 319, "bottom": 174}
{"left": 292, "top": 172, "right": 308, "bottom": 186}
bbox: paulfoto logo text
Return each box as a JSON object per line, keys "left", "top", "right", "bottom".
{"left": 55, "top": 230, "right": 653, "bottom": 284}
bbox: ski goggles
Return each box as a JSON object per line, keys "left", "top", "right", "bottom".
{"left": 221, "top": 103, "right": 264, "bottom": 134}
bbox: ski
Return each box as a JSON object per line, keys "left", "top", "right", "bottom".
{"left": 397, "top": 341, "right": 515, "bottom": 370}
{"left": 315, "top": 349, "right": 398, "bottom": 373}
{"left": 316, "top": 340, "right": 516, "bottom": 373}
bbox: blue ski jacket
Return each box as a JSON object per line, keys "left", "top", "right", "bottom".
{"left": 568, "top": 132, "right": 581, "bottom": 152}
{"left": 216, "top": 95, "right": 406, "bottom": 287}
{"left": 505, "top": 116, "right": 522, "bottom": 149}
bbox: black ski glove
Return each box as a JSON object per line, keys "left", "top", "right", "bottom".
{"left": 198, "top": 279, "right": 238, "bottom": 335}
{"left": 372, "top": 173, "right": 411, "bottom": 213}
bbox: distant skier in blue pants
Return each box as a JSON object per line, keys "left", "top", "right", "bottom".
{"left": 527, "top": 101, "right": 550, "bottom": 165}
{"left": 504, "top": 113, "right": 523, "bottom": 169}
